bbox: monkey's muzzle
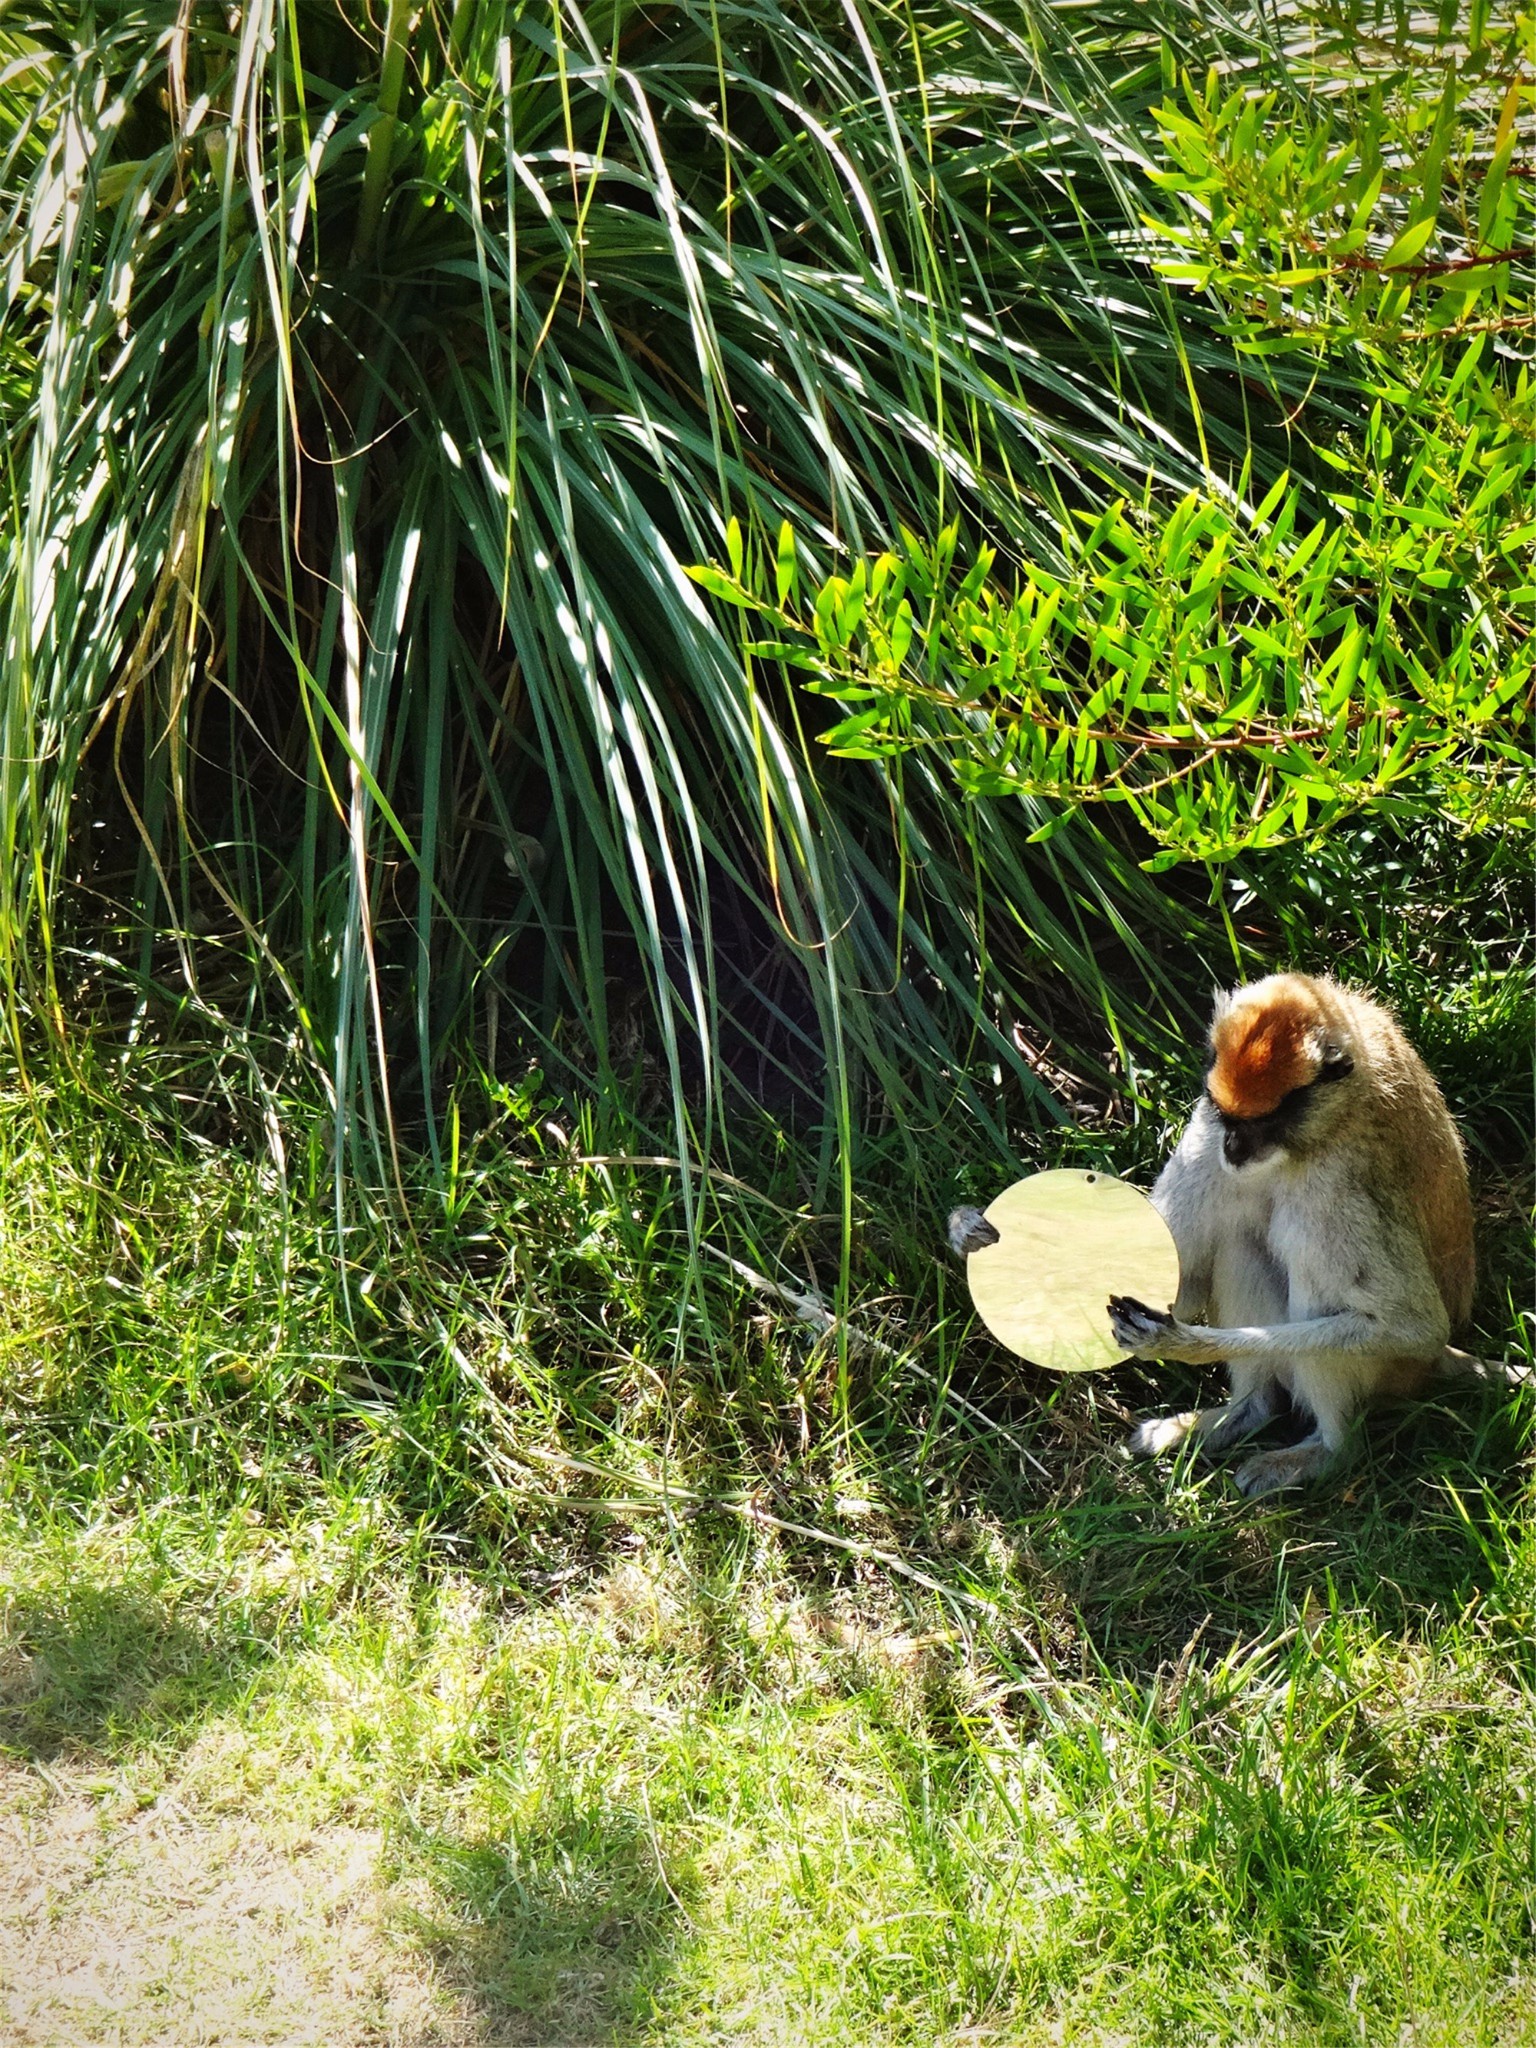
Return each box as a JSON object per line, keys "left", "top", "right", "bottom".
{"left": 1221, "top": 1117, "right": 1282, "bottom": 1168}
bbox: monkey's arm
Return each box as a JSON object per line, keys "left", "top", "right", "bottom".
{"left": 1108, "top": 1298, "right": 1449, "bottom": 1366}
{"left": 1117, "top": 1154, "right": 1450, "bottom": 1366}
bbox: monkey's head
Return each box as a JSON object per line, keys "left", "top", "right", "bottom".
{"left": 1204, "top": 975, "right": 1355, "bottom": 1169}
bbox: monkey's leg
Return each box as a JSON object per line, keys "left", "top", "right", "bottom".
{"left": 1125, "top": 1410, "right": 1203, "bottom": 1458}
{"left": 1126, "top": 1237, "right": 1290, "bottom": 1463}
{"left": 1232, "top": 1429, "right": 1340, "bottom": 1497}
{"left": 1232, "top": 1371, "right": 1354, "bottom": 1497}
{"left": 1233, "top": 1347, "right": 1533, "bottom": 1496}
{"left": 1231, "top": 1434, "right": 1329, "bottom": 1496}
{"left": 1196, "top": 1369, "right": 1289, "bottom": 1453}
{"left": 1127, "top": 1366, "right": 1286, "bottom": 1461}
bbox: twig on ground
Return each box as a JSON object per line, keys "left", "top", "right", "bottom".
{"left": 703, "top": 1245, "right": 1051, "bottom": 1479}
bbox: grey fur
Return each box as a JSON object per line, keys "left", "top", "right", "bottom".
{"left": 947, "top": 1205, "right": 1001, "bottom": 1258}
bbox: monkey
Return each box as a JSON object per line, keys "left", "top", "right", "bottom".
{"left": 947, "top": 972, "right": 1503, "bottom": 1496}
{"left": 1106, "top": 972, "right": 1480, "bottom": 1495}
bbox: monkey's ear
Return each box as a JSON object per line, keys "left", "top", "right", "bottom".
{"left": 1210, "top": 986, "right": 1235, "bottom": 1023}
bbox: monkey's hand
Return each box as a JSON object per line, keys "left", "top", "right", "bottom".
{"left": 948, "top": 1206, "right": 1001, "bottom": 1258}
{"left": 1107, "top": 1295, "right": 1177, "bottom": 1359}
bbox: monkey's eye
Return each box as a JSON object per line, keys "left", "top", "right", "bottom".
{"left": 1318, "top": 1051, "right": 1353, "bottom": 1082}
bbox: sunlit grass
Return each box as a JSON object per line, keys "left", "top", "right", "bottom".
{"left": 4, "top": 1476, "right": 1535, "bottom": 2046}
{"left": 0, "top": 987, "right": 1531, "bottom": 2042}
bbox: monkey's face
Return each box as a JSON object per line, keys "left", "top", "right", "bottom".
{"left": 1204, "top": 976, "right": 1355, "bottom": 1169}
{"left": 1207, "top": 1053, "right": 1355, "bottom": 1170}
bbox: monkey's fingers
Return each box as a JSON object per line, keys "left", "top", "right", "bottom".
{"left": 1107, "top": 1294, "right": 1171, "bottom": 1326}
{"left": 947, "top": 1206, "right": 1001, "bottom": 1258}
{"left": 1107, "top": 1295, "right": 1174, "bottom": 1356}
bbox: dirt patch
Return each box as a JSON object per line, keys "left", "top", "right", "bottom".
{"left": 0, "top": 1763, "right": 529, "bottom": 2047}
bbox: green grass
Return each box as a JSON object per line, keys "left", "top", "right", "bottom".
{"left": 0, "top": 961, "right": 1530, "bottom": 2044}
{"left": 1, "top": 0, "right": 1530, "bottom": 2036}
{"left": 4, "top": 1440, "right": 1535, "bottom": 2043}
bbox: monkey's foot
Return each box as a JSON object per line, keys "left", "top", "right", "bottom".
{"left": 1108, "top": 1294, "right": 1175, "bottom": 1358}
{"left": 1126, "top": 1411, "right": 1199, "bottom": 1459}
{"left": 1197, "top": 1389, "right": 1285, "bottom": 1454}
{"left": 1232, "top": 1438, "right": 1331, "bottom": 1497}
{"left": 948, "top": 1206, "right": 1001, "bottom": 1257}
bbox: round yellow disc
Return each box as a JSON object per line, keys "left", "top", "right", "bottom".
{"left": 966, "top": 1169, "right": 1180, "bottom": 1373}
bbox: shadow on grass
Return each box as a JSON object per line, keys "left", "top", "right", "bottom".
{"left": 998, "top": 1361, "right": 1533, "bottom": 1680}
{"left": 10, "top": 1377, "right": 1514, "bottom": 1783}
{"left": 0, "top": 1573, "right": 272, "bottom": 1764}
{"left": 397, "top": 1804, "right": 689, "bottom": 2047}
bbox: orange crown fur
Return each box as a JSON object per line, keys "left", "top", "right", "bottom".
{"left": 1207, "top": 977, "right": 1327, "bottom": 1118}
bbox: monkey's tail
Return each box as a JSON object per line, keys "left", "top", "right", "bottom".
{"left": 1433, "top": 1344, "right": 1534, "bottom": 1389}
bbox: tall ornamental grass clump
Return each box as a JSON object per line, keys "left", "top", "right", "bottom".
{"left": 0, "top": 0, "right": 1303, "bottom": 1180}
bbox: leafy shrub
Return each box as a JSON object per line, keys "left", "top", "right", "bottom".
{"left": 693, "top": 4, "right": 1533, "bottom": 870}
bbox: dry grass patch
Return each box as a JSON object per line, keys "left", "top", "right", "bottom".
{"left": 0, "top": 1764, "right": 493, "bottom": 2047}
